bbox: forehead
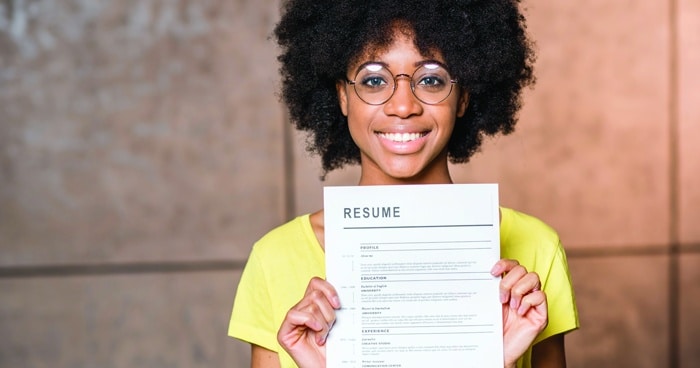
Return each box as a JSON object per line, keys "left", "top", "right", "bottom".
{"left": 348, "top": 34, "right": 444, "bottom": 72}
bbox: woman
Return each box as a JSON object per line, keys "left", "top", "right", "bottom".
{"left": 230, "top": 1, "right": 579, "bottom": 367}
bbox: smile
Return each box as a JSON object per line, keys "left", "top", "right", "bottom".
{"left": 376, "top": 132, "right": 428, "bottom": 143}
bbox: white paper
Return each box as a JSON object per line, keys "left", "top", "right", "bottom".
{"left": 324, "top": 184, "right": 503, "bottom": 368}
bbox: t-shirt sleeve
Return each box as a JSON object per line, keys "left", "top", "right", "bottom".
{"left": 535, "top": 240, "right": 580, "bottom": 343}
{"left": 229, "top": 245, "right": 280, "bottom": 352}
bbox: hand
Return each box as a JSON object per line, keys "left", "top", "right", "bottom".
{"left": 491, "top": 259, "right": 548, "bottom": 368}
{"left": 277, "top": 277, "right": 341, "bottom": 368}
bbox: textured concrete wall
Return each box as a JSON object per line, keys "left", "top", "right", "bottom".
{"left": 1, "top": 0, "right": 699, "bottom": 367}
{"left": 0, "top": 0, "right": 284, "bottom": 266}
{"left": 0, "top": 0, "right": 281, "bottom": 366}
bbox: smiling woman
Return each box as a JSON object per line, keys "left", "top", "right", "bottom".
{"left": 229, "top": 1, "right": 578, "bottom": 368}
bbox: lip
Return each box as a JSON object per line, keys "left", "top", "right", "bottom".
{"left": 375, "top": 130, "right": 430, "bottom": 154}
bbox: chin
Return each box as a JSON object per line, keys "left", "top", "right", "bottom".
{"left": 383, "top": 167, "right": 427, "bottom": 182}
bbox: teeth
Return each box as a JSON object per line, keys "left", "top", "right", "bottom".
{"left": 379, "top": 132, "right": 424, "bottom": 142}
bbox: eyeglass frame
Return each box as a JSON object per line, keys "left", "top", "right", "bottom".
{"left": 344, "top": 61, "right": 459, "bottom": 105}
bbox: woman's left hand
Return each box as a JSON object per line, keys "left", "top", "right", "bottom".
{"left": 491, "top": 259, "right": 548, "bottom": 368}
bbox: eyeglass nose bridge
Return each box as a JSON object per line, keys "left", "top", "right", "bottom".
{"left": 387, "top": 73, "right": 417, "bottom": 101}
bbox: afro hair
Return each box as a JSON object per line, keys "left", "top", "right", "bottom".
{"left": 274, "top": 0, "right": 536, "bottom": 174}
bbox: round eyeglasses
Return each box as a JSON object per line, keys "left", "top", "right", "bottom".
{"left": 345, "top": 62, "right": 458, "bottom": 105}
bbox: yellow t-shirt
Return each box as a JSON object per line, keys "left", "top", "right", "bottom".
{"left": 229, "top": 207, "right": 579, "bottom": 368}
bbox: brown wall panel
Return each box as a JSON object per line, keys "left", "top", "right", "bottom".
{"left": 566, "top": 256, "right": 670, "bottom": 368}
{"left": 0, "top": 271, "right": 247, "bottom": 367}
{"left": 0, "top": 0, "right": 284, "bottom": 266}
{"left": 291, "top": 131, "right": 360, "bottom": 216}
{"left": 680, "top": 254, "right": 700, "bottom": 368}
{"left": 678, "top": 0, "right": 700, "bottom": 244}
{"left": 453, "top": 0, "right": 672, "bottom": 249}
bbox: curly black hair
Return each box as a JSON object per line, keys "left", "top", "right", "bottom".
{"left": 274, "top": 0, "right": 535, "bottom": 174}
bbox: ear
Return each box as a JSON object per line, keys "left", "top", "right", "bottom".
{"left": 456, "top": 89, "right": 469, "bottom": 118}
{"left": 336, "top": 80, "right": 349, "bottom": 116}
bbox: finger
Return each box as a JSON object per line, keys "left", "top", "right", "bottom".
{"left": 498, "top": 264, "right": 527, "bottom": 305}
{"left": 510, "top": 271, "right": 541, "bottom": 308}
{"left": 282, "top": 308, "right": 326, "bottom": 333}
{"left": 279, "top": 278, "right": 341, "bottom": 347}
{"left": 306, "top": 277, "right": 341, "bottom": 309}
{"left": 302, "top": 288, "right": 338, "bottom": 328}
{"left": 514, "top": 272, "right": 540, "bottom": 294}
{"left": 516, "top": 290, "right": 548, "bottom": 325}
{"left": 302, "top": 279, "right": 340, "bottom": 343}
{"left": 491, "top": 259, "right": 520, "bottom": 276}
{"left": 278, "top": 308, "right": 329, "bottom": 350}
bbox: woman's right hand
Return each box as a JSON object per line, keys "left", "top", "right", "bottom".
{"left": 277, "top": 277, "right": 341, "bottom": 368}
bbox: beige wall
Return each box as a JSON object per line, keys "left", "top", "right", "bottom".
{"left": 0, "top": 1, "right": 698, "bottom": 367}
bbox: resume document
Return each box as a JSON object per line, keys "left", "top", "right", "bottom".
{"left": 324, "top": 184, "right": 503, "bottom": 368}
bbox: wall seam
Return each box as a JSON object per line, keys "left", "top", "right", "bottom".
{"left": 2, "top": 244, "right": 697, "bottom": 279}
{"left": 668, "top": 0, "right": 680, "bottom": 366}
{"left": 0, "top": 260, "right": 247, "bottom": 279}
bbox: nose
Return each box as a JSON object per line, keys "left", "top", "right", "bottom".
{"left": 383, "top": 75, "right": 423, "bottom": 118}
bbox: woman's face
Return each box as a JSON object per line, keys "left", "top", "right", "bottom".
{"left": 337, "top": 33, "right": 469, "bottom": 185}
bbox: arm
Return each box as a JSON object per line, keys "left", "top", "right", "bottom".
{"left": 251, "top": 345, "right": 281, "bottom": 368}
{"left": 531, "top": 334, "right": 567, "bottom": 368}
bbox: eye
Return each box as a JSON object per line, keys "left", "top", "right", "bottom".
{"left": 417, "top": 75, "right": 445, "bottom": 87}
{"left": 416, "top": 75, "right": 447, "bottom": 93}
{"left": 415, "top": 63, "right": 452, "bottom": 92}
{"left": 361, "top": 75, "right": 388, "bottom": 88}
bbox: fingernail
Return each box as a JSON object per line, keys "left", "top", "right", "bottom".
{"left": 500, "top": 291, "right": 508, "bottom": 304}
{"left": 510, "top": 297, "right": 518, "bottom": 310}
{"left": 332, "top": 296, "right": 341, "bottom": 308}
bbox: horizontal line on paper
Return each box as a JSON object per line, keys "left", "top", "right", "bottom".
{"left": 360, "top": 278, "right": 493, "bottom": 282}
{"left": 361, "top": 240, "right": 490, "bottom": 245}
{"left": 344, "top": 224, "right": 493, "bottom": 230}
{"left": 361, "top": 247, "right": 491, "bottom": 252}
{"left": 363, "top": 331, "right": 495, "bottom": 335}
{"left": 361, "top": 272, "right": 491, "bottom": 276}
{"left": 364, "top": 324, "right": 494, "bottom": 329}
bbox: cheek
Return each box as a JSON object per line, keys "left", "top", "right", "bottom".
{"left": 430, "top": 106, "right": 459, "bottom": 128}
{"left": 346, "top": 114, "right": 368, "bottom": 143}
{"left": 346, "top": 103, "right": 381, "bottom": 127}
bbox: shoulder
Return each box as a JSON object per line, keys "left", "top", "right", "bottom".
{"left": 253, "top": 214, "right": 312, "bottom": 254}
{"left": 256, "top": 215, "right": 307, "bottom": 243}
{"left": 248, "top": 214, "right": 323, "bottom": 271}
{"left": 501, "top": 207, "right": 560, "bottom": 248}
{"left": 500, "top": 207, "right": 564, "bottom": 268}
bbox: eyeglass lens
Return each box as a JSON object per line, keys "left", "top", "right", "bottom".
{"left": 351, "top": 63, "right": 455, "bottom": 105}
